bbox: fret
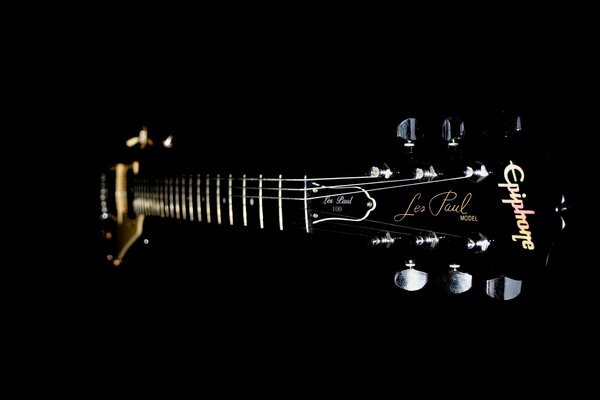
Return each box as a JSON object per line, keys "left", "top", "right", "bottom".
{"left": 181, "top": 175, "right": 187, "bottom": 220}
{"left": 259, "top": 174, "right": 264, "bottom": 229}
{"left": 143, "top": 178, "right": 149, "bottom": 216}
{"left": 153, "top": 178, "right": 157, "bottom": 216}
{"left": 169, "top": 178, "right": 175, "bottom": 218}
{"left": 133, "top": 172, "right": 308, "bottom": 232}
{"left": 147, "top": 178, "right": 151, "bottom": 216}
{"left": 139, "top": 178, "right": 144, "bottom": 215}
{"left": 175, "top": 177, "right": 180, "bottom": 219}
{"left": 151, "top": 178, "right": 157, "bottom": 216}
{"left": 159, "top": 177, "right": 165, "bottom": 218}
{"left": 196, "top": 174, "right": 202, "bottom": 222}
{"left": 137, "top": 179, "right": 142, "bottom": 215}
{"left": 164, "top": 177, "right": 169, "bottom": 218}
{"left": 216, "top": 175, "right": 222, "bottom": 225}
{"left": 151, "top": 178, "right": 155, "bottom": 215}
{"left": 188, "top": 174, "right": 194, "bottom": 222}
{"left": 147, "top": 178, "right": 152, "bottom": 216}
{"left": 227, "top": 175, "right": 234, "bottom": 225}
{"left": 205, "top": 174, "right": 212, "bottom": 224}
{"left": 278, "top": 174, "right": 283, "bottom": 231}
{"left": 152, "top": 178, "right": 157, "bottom": 216}
{"left": 133, "top": 181, "right": 140, "bottom": 215}
{"left": 242, "top": 175, "right": 248, "bottom": 227}
{"left": 304, "top": 175, "right": 310, "bottom": 233}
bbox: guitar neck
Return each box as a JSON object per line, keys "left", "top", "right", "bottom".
{"left": 132, "top": 173, "right": 313, "bottom": 233}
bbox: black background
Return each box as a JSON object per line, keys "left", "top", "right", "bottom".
{"left": 37, "top": 0, "right": 594, "bottom": 383}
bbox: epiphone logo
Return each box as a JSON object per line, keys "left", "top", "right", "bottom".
{"left": 498, "top": 161, "right": 535, "bottom": 250}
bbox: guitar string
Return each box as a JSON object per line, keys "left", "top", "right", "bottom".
{"left": 134, "top": 173, "right": 469, "bottom": 202}
{"left": 133, "top": 174, "right": 472, "bottom": 235}
{"left": 231, "top": 175, "right": 421, "bottom": 191}
{"left": 232, "top": 175, "right": 470, "bottom": 201}
{"left": 134, "top": 179, "right": 469, "bottom": 240}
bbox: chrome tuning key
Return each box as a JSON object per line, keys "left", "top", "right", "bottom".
{"left": 394, "top": 260, "right": 428, "bottom": 291}
{"left": 397, "top": 117, "right": 418, "bottom": 151}
{"left": 442, "top": 116, "right": 465, "bottom": 148}
{"left": 485, "top": 275, "right": 522, "bottom": 300}
{"left": 440, "top": 264, "right": 472, "bottom": 294}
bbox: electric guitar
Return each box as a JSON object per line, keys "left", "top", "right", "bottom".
{"left": 99, "top": 112, "right": 567, "bottom": 300}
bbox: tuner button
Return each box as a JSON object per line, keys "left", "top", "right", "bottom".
{"left": 397, "top": 117, "right": 418, "bottom": 147}
{"left": 485, "top": 275, "right": 522, "bottom": 300}
{"left": 394, "top": 260, "right": 428, "bottom": 291}
{"left": 440, "top": 264, "right": 472, "bottom": 294}
{"left": 442, "top": 116, "right": 465, "bottom": 147}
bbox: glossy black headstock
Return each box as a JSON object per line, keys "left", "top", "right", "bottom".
{"left": 309, "top": 111, "right": 565, "bottom": 300}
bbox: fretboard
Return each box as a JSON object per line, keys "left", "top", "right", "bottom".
{"left": 132, "top": 174, "right": 313, "bottom": 233}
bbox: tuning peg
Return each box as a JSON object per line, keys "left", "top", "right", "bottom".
{"left": 126, "top": 126, "right": 154, "bottom": 149}
{"left": 485, "top": 275, "right": 522, "bottom": 300}
{"left": 442, "top": 116, "right": 465, "bottom": 147}
{"left": 394, "top": 260, "right": 428, "bottom": 291}
{"left": 440, "top": 264, "right": 472, "bottom": 294}
{"left": 397, "top": 117, "right": 418, "bottom": 150}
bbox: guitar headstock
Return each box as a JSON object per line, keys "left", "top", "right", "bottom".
{"left": 308, "top": 111, "right": 566, "bottom": 300}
